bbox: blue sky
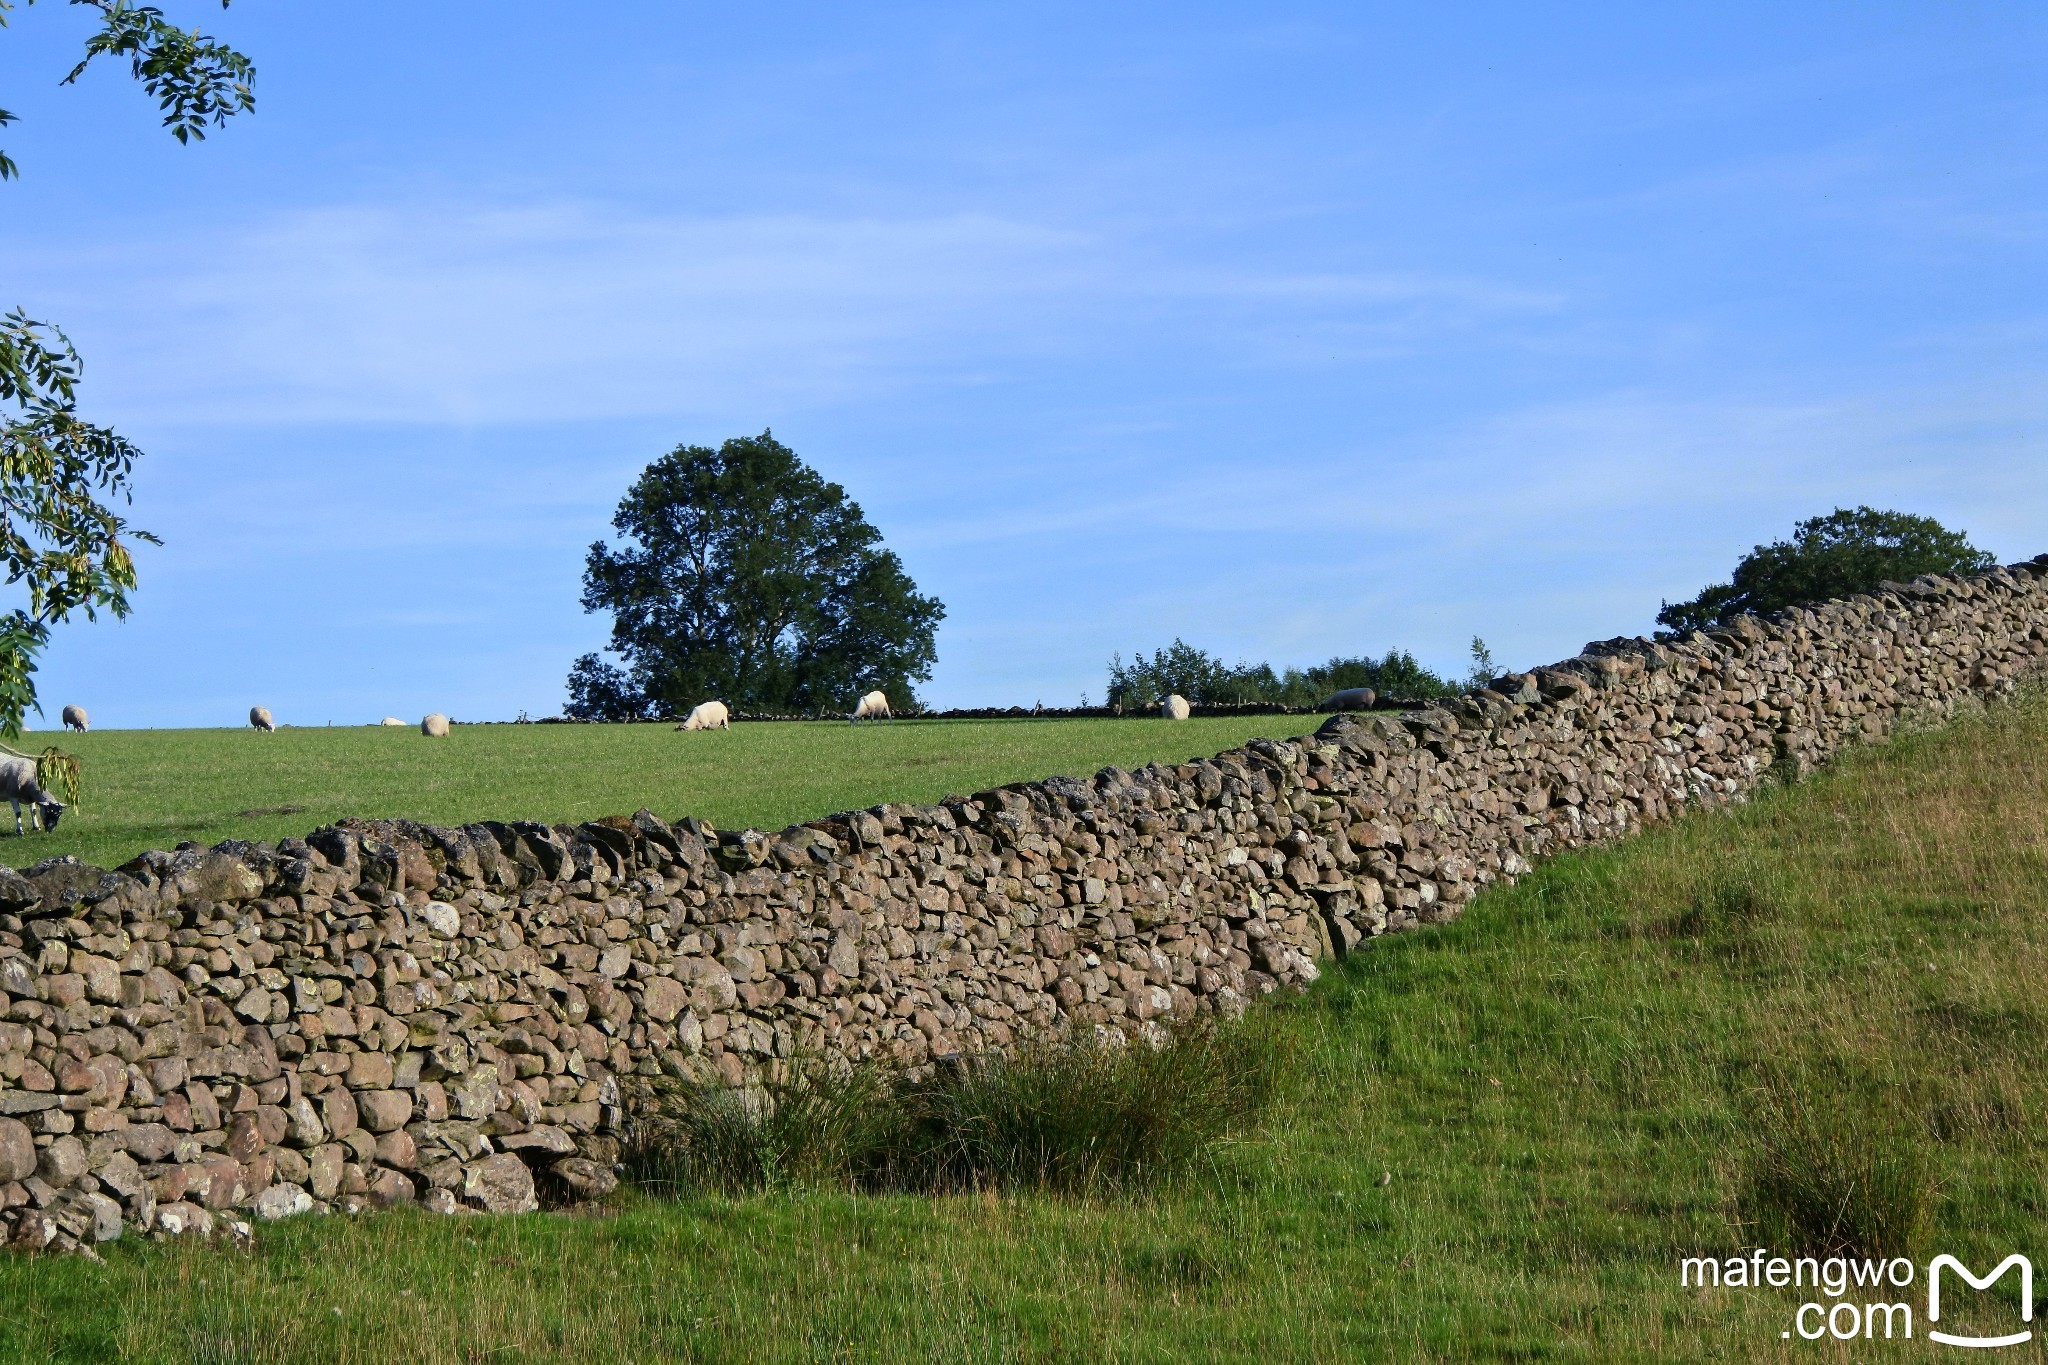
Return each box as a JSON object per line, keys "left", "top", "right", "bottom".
{"left": 2, "top": 2, "right": 2042, "bottom": 726}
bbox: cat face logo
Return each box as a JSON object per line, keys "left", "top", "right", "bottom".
{"left": 1928, "top": 1255, "right": 2033, "bottom": 1349}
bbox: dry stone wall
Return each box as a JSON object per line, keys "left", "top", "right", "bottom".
{"left": 537, "top": 700, "right": 1338, "bottom": 724}
{"left": 2, "top": 558, "right": 2046, "bottom": 1253}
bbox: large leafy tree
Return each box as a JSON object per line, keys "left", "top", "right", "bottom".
{"left": 570, "top": 432, "right": 945, "bottom": 718}
{"left": 1657, "top": 505, "right": 1996, "bottom": 637}
{"left": 1, "top": 1, "right": 254, "bottom": 733}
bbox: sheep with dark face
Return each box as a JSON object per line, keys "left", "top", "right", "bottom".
{"left": 0, "top": 756, "right": 63, "bottom": 835}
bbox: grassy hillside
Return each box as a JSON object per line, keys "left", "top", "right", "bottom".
{"left": 0, "top": 717, "right": 1319, "bottom": 871}
{"left": 1, "top": 693, "right": 2043, "bottom": 1361}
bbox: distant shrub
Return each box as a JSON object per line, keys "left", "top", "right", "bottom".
{"left": 1658, "top": 505, "right": 1994, "bottom": 638}
{"left": 1106, "top": 640, "right": 1455, "bottom": 709}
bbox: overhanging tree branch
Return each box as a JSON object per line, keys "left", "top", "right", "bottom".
{"left": 1, "top": 0, "right": 251, "bottom": 733}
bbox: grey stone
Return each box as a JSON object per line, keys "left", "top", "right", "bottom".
{"left": 496, "top": 1125, "right": 573, "bottom": 1155}
{"left": 38, "top": 1136, "right": 86, "bottom": 1187}
{"left": 641, "top": 976, "right": 687, "bottom": 1024}
{"left": 250, "top": 1183, "right": 313, "bottom": 1220}
{"left": 0, "top": 1117, "right": 36, "bottom": 1181}
{"left": 0, "top": 867, "right": 41, "bottom": 912}
{"left": 95, "top": 1152, "right": 145, "bottom": 1201}
{"left": 448, "top": 1066, "right": 500, "bottom": 1121}
{"left": 285, "top": 1097, "right": 325, "bottom": 1147}
{"left": 364, "top": 1168, "right": 416, "bottom": 1208}
{"left": 81, "top": 1190, "right": 124, "bottom": 1242}
{"left": 460, "top": 1154, "right": 536, "bottom": 1214}
{"left": 152, "top": 1202, "right": 212, "bottom": 1238}
{"left": 547, "top": 1157, "right": 619, "bottom": 1202}
{"left": 172, "top": 852, "right": 264, "bottom": 904}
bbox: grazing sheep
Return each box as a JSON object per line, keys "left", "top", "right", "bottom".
{"left": 249, "top": 706, "right": 275, "bottom": 732}
{"left": 0, "top": 756, "right": 63, "bottom": 835}
{"left": 379, "top": 717, "right": 405, "bottom": 727}
{"left": 676, "top": 701, "right": 730, "bottom": 731}
{"left": 850, "top": 690, "right": 892, "bottom": 724}
{"left": 421, "top": 713, "right": 450, "bottom": 738}
{"left": 1162, "top": 693, "right": 1191, "bottom": 720}
{"left": 60, "top": 705, "right": 87, "bottom": 733}
{"left": 1318, "top": 687, "right": 1377, "bottom": 712}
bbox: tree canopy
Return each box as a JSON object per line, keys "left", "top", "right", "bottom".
{"left": 1656, "top": 506, "right": 1997, "bottom": 638}
{"left": 569, "top": 432, "right": 945, "bottom": 719}
{"left": 0, "top": 1, "right": 253, "bottom": 733}
{"left": 1105, "top": 640, "right": 1455, "bottom": 710}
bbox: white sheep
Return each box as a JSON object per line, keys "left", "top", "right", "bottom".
{"left": 676, "top": 701, "right": 730, "bottom": 731}
{"left": 850, "top": 690, "right": 892, "bottom": 724}
{"left": 0, "top": 756, "right": 63, "bottom": 835}
{"left": 379, "top": 717, "right": 405, "bottom": 727}
{"left": 1162, "top": 694, "right": 1191, "bottom": 720}
{"left": 1318, "top": 687, "right": 1377, "bottom": 712}
{"left": 60, "top": 705, "right": 88, "bottom": 733}
{"left": 249, "top": 706, "right": 275, "bottom": 732}
{"left": 421, "top": 713, "right": 450, "bottom": 738}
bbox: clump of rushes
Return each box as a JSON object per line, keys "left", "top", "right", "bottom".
{"left": 1738, "top": 1065, "right": 1935, "bottom": 1258}
{"left": 624, "top": 1017, "right": 1292, "bottom": 1198}
{"left": 885, "top": 1018, "right": 1291, "bottom": 1193}
{"left": 624, "top": 1058, "right": 897, "bottom": 1195}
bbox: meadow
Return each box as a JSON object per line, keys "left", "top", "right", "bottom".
{"left": 0, "top": 716, "right": 1320, "bottom": 872}
{"left": 0, "top": 692, "right": 2041, "bottom": 1359}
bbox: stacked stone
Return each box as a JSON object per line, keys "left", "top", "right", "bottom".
{"left": 0, "top": 558, "right": 2043, "bottom": 1254}
{"left": 540, "top": 701, "right": 1354, "bottom": 724}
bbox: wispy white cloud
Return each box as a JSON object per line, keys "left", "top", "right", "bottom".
{"left": 10, "top": 198, "right": 1561, "bottom": 427}
{"left": 910, "top": 369, "right": 2048, "bottom": 698}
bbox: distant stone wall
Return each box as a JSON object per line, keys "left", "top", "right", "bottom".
{"left": 534, "top": 699, "right": 1372, "bottom": 723}
{"left": 1, "top": 558, "right": 2044, "bottom": 1253}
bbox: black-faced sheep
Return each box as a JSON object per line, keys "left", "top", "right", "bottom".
{"left": 0, "top": 756, "right": 63, "bottom": 835}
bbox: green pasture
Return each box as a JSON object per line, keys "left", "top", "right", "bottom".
{"left": 1, "top": 716, "right": 1321, "bottom": 871}
{"left": 0, "top": 696, "right": 2043, "bottom": 1360}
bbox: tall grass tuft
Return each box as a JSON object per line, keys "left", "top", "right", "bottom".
{"left": 1738, "top": 1067, "right": 1935, "bottom": 1258}
{"left": 624, "top": 1059, "right": 897, "bottom": 1195}
{"left": 625, "top": 1018, "right": 1291, "bottom": 1198}
{"left": 886, "top": 1019, "right": 1291, "bottom": 1193}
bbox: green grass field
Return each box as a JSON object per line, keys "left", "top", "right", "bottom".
{"left": 2, "top": 696, "right": 2044, "bottom": 1360}
{"left": 1, "top": 717, "right": 1322, "bottom": 871}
